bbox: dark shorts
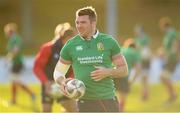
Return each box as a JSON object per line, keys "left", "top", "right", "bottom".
{"left": 77, "top": 98, "right": 119, "bottom": 112}
{"left": 41, "top": 85, "right": 70, "bottom": 104}
{"left": 114, "top": 77, "right": 129, "bottom": 93}
{"left": 11, "top": 63, "right": 23, "bottom": 73}
{"left": 141, "top": 59, "right": 150, "bottom": 69}
{"left": 164, "top": 57, "right": 177, "bottom": 72}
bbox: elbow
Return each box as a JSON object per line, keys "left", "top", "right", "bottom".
{"left": 122, "top": 66, "right": 128, "bottom": 77}
{"left": 53, "top": 70, "right": 57, "bottom": 83}
{"left": 53, "top": 68, "right": 61, "bottom": 83}
{"left": 125, "top": 68, "right": 129, "bottom": 77}
{"left": 33, "top": 62, "right": 40, "bottom": 75}
{"left": 124, "top": 65, "right": 129, "bottom": 76}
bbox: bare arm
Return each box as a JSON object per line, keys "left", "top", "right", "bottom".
{"left": 91, "top": 54, "right": 128, "bottom": 81}
{"left": 6, "top": 45, "right": 20, "bottom": 61}
{"left": 54, "top": 57, "right": 71, "bottom": 83}
{"left": 128, "top": 63, "right": 142, "bottom": 85}
{"left": 53, "top": 57, "right": 74, "bottom": 95}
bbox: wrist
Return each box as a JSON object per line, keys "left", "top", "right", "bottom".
{"left": 56, "top": 76, "right": 65, "bottom": 86}
{"left": 109, "top": 68, "right": 115, "bottom": 76}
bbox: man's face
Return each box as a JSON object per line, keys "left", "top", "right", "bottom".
{"left": 75, "top": 15, "right": 95, "bottom": 38}
{"left": 4, "top": 29, "right": 13, "bottom": 38}
{"left": 159, "top": 24, "right": 166, "bottom": 32}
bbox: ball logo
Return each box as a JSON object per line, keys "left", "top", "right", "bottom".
{"left": 97, "top": 42, "right": 104, "bottom": 51}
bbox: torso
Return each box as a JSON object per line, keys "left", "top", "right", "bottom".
{"left": 61, "top": 33, "right": 121, "bottom": 99}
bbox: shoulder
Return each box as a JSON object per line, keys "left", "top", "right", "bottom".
{"left": 11, "top": 34, "right": 21, "bottom": 42}
{"left": 98, "top": 32, "right": 114, "bottom": 39}
{"left": 40, "top": 41, "right": 53, "bottom": 52}
{"left": 64, "top": 35, "right": 81, "bottom": 46}
{"left": 167, "top": 28, "right": 177, "bottom": 36}
{"left": 99, "top": 32, "right": 118, "bottom": 41}
{"left": 98, "top": 32, "right": 119, "bottom": 44}
{"left": 41, "top": 41, "right": 52, "bottom": 48}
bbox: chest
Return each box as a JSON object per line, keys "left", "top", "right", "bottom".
{"left": 70, "top": 40, "right": 112, "bottom": 65}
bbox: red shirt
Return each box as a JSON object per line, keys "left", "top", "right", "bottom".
{"left": 33, "top": 42, "right": 52, "bottom": 84}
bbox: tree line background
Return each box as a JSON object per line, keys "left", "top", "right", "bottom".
{"left": 0, "top": 0, "right": 180, "bottom": 55}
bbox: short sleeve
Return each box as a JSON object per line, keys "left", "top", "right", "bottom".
{"left": 60, "top": 41, "right": 72, "bottom": 62}
{"left": 110, "top": 38, "right": 121, "bottom": 56}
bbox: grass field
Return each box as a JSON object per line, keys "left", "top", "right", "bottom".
{"left": 0, "top": 83, "right": 180, "bottom": 112}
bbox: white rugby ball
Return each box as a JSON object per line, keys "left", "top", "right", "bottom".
{"left": 65, "top": 79, "right": 86, "bottom": 99}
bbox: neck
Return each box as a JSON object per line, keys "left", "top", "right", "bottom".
{"left": 83, "top": 29, "right": 96, "bottom": 40}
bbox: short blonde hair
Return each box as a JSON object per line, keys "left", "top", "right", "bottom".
{"left": 76, "top": 6, "right": 97, "bottom": 21}
{"left": 53, "top": 22, "right": 76, "bottom": 42}
{"left": 54, "top": 22, "right": 71, "bottom": 37}
{"left": 4, "top": 22, "right": 18, "bottom": 34}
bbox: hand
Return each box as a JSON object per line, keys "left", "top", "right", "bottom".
{"left": 90, "top": 66, "right": 111, "bottom": 81}
{"left": 58, "top": 78, "right": 73, "bottom": 97}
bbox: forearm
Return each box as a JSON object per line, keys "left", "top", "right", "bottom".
{"left": 54, "top": 68, "right": 66, "bottom": 85}
{"left": 6, "top": 52, "right": 13, "bottom": 61}
{"left": 10, "top": 45, "right": 20, "bottom": 57}
{"left": 55, "top": 76, "right": 65, "bottom": 85}
{"left": 110, "top": 66, "right": 128, "bottom": 78}
{"left": 91, "top": 64, "right": 128, "bottom": 81}
{"left": 111, "top": 54, "right": 129, "bottom": 78}
{"left": 53, "top": 60, "right": 70, "bottom": 85}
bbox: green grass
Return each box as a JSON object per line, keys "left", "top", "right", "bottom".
{"left": 125, "top": 82, "right": 180, "bottom": 112}
{"left": 0, "top": 83, "right": 180, "bottom": 112}
{"left": 0, "top": 84, "right": 63, "bottom": 112}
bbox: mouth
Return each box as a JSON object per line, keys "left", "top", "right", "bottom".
{"left": 78, "top": 30, "right": 86, "bottom": 35}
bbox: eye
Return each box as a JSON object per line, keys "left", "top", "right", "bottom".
{"left": 75, "top": 21, "right": 79, "bottom": 25}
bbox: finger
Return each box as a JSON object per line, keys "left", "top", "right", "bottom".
{"left": 60, "top": 85, "right": 68, "bottom": 96}
{"left": 94, "top": 66, "right": 105, "bottom": 69}
{"left": 91, "top": 72, "right": 98, "bottom": 76}
{"left": 91, "top": 75, "right": 100, "bottom": 79}
{"left": 91, "top": 72, "right": 101, "bottom": 77}
{"left": 91, "top": 70, "right": 101, "bottom": 75}
{"left": 92, "top": 76, "right": 103, "bottom": 81}
{"left": 94, "top": 78, "right": 102, "bottom": 81}
{"left": 91, "top": 74, "right": 103, "bottom": 81}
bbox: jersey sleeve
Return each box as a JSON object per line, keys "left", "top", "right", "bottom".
{"left": 7, "top": 35, "right": 22, "bottom": 52}
{"left": 110, "top": 37, "right": 121, "bottom": 56}
{"left": 60, "top": 41, "right": 72, "bottom": 62}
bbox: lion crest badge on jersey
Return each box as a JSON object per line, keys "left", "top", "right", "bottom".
{"left": 76, "top": 45, "right": 83, "bottom": 51}
{"left": 97, "top": 42, "right": 104, "bottom": 51}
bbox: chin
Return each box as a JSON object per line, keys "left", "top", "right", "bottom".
{"left": 79, "top": 33, "right": 86, "bottom": 37}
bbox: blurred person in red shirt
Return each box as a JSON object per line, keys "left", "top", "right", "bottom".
{"left": 33, "top": 22, "right": 77, "bottom": 112}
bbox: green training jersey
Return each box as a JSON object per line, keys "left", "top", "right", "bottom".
{"left": 135, "top": 34, "right": 151, "bottom": 60}
{"left": 6, "top": 33, "right": 23, "bottom": 65}
{"left": 163, "top": 27, "right": 177, "bottom": 54}
{"left": 135, "top": 34, "right": 150, "bottom": 48}
{"left": 60, "top": 32, "right": 121, "bottom": 100}
{"left": 135, "top": 34, "right": 150, "bottom": 50}
{"left": 121, "top": 47, "right": 140, "bottom": 72}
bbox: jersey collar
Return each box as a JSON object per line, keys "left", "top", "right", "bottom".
{"left": 79, "top": 30, "right": 99, "bottom": 41}
{"left": 92, "top": 30, "right": 99, "bottom": 39}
